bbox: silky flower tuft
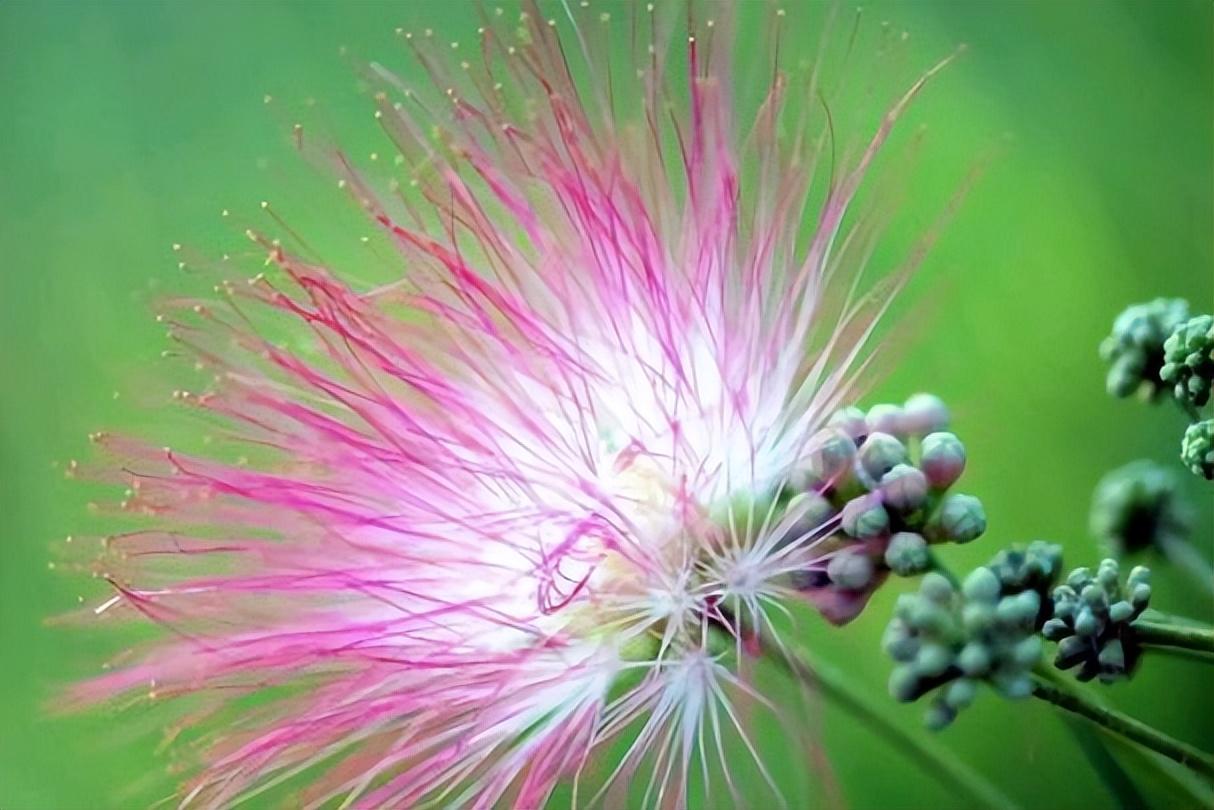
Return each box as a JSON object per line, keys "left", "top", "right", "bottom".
{"left": 68, "top": 5, "right": 964, "bottom": 807}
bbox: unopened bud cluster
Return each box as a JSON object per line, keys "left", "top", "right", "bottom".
{"left": 1043, "top": 560, "right": 1151, "bottom": 683}
{"left": 1100, "top": 298, "right": 1189, "bottom": 401}
{"left": 1101, "top": 300, "right": 1214, "bottom": 479}
{"left": 786, "top": 394, "right": 987, "bottom": 624}
{"left": 1182, "top": 420, "right": 1214, "bottom": 480}
{"left": 1161, "top": 314, "right": 1214, "bottom": 410}
{"left": 1089, "top": 460, "right": 1191, "bottom": 555}
{"left": 883, "top": 564, "right": 1047, "bottom": 729}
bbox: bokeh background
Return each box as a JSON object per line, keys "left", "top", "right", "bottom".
{"left": 1, "top": 1, "right": 1211, "bottom": 808}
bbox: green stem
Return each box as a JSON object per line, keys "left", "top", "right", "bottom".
{"left": 769, "top": 644, "right": 1020, "bottom": 810}
{"left": 1134, "top": 619, "right": 1214, "bottom": 654}
{"left": 926, "top": 551, "right": 960, "bottom": 587}
{"left": 1031, "top": 677, "right": 1214, "bottom": 780}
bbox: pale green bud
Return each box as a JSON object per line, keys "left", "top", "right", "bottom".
{"left": 841, "top": 494, "right": 889, "bottom": 539}
{"left": 866, "top": 403, "right": 905, "bottom": 436}
{"left": 902, "top": 392, "right": 951, "bottom": 436}
{"left": 885, "top": 531, "right": 929, "bottom": 576}
{"left": 920, "top": 432, "right": 966, "bottom": 489}
{"left": 925, "top": 493, "right": 987, "bottom": 544}
{"left": 858, "top": 432, "right": 908, "bottom": 480}
{"left": 881, "top": 464, "right": 928, "bottom": 512}
{"left": 827, "top": 551, "right": 875, "bottom": 590}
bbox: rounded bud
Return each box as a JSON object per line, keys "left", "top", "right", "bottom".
{"left": 1182, "top": 420, "right": 1214, "bottom": 480}
{"left": 826, "top": 551, "right": 875, "bottom": 591}
{"left": 881, "top": 464, "right": 928, "bottom": 512}
{"left": 924, "top": 702, "right": 958, "bottom": 730}
{"left": 902, "top": 392, "right": 950, "bottom": 436}
{"left": 920, "top": 572, "right": 955, "bottom": 604}
{"left": 961, "top": 566, "right": 1001, "bottom": 603}
{"left": 919, "top": 432, "right": 967, "bottom": 489}
{"left": 840, "top": 494, "right": 889, "bottom": 539}
{"left": 810, "top": 430, "right": 857, "bottom": 483}
{"left": 858, "top": 432, "right": 908, "bottom": 480}
{"left": 943, "top": 678, "right": 978, "bottom": 709}
{"left": 925, "top": 493, "right": 987, "bottom": 544}
{"left": 885, "top": 532, "right": 929, "bottom": 576}
{"left": 957, "top": 642, "right": 991, "bottom": 676}
{"left": 915, "top": 642, "right": 953, "bottom": 678}
{"left": 827, "top": 406, "right": 868, "bottom": 441}
{"left": 866, "top": 403, "right": 905, "bottom": 436}
{"left": 889, "top": 665, "right": 921, "bottom": 702}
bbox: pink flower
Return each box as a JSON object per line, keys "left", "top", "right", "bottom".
{"left": 74, "top": 4, "right": 956, "bottom": 807}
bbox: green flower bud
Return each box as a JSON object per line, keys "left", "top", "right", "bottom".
{"left": 916, "top": 642, "right": 954, "bottom": 677}
{"left": 962, "top": 567, "right": 1001, "bottom": 603}
{"left": 994, "top": 673, "right": 1032, "bottom": 700}
{"left": 885, "top": 531, "right": 929, "bottom": 576}
{"left": 1161, "top": 314, "right": 1214, "bottom": 409}
{"left": 810, "top": 430, "right": 857, "bottom": 482}
{"left": 961, "top": 602, "right": 996, "bottom": 634}
{"left": 889, "top": 665, "right": 921, "bottom": 702}
{"left": 826, "top": 551, "right": 875, "bottom": 591}
{"left": 957, "top": 642, "right": 991, "bottom": 676}
{"left": 858, "top": 432, "right": 908, "bottom": 480}
{"left": 943, "top": 678, "right": 978, "bottom": 710}
{"left": 902, "top": 392, "right": 951, "bottom": 436}
{"left": 1012, "top": 636, "right": 1043, "bottom": 667}
{"left": 924, "top": 702, "right": 958, "bottom": 730}
{"left": 920, "top": 572, "right": 955, "bottom": 604}
{"left": 1182, "top": 420, "right": 1214, "bottom": 480}
{"left": 827, "top": 406, "right": 868, "bottom": 441}
{"left": 1098, "top": 638, "right": 1126, "bottom": 673}
{"left": 919, "top": 432, "right": 967, "bottom": 489}
{"left": 1055, "top": 635, "right": 1089, "bottom": 669}
{"left": 1047, "top": 560, "right": 1152, "bottom": 682}
{"left": 986, "top": 541, "right": 1064, "bottom": 594}
{"left": 840, "top": 494, "right": 889, "bottom": 539}
{"left": 883, "top": 622, "right": 920, "bottom": 662}
{"left": 1099, "top": 298, "right": 1190, "bottom": 401}
{"left": 925, "top": 493, "right": 987, "bottom": 544}
{"left": 866, "top": 403, "right": 905, "bottom": 437}
{"left": 1042, "top": 618, "right": 1069, "bottom": 640}
{"left": 881, "top": 464, "right": 928, "bottom": 512}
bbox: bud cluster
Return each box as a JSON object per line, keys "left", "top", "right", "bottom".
{"left": 1043, "top": 560, "right": 1151, "bottom": 683}
{"left": 883, "top": 566, "right": 1045, "bottom": 729}
{"left": 1099, "top": 298, "right": 1189, "bottom": 401}
{"left": 786, "top": 394, "right": 987, "bottom": 624}
{"left": 1182, "top": 420, "right": 1214, "bottom": 480}
{"left": 1161, "top": 314, "right": 1214, "bottom": 410}
{"left": 1089, "top": 460, "right": 1191, "bottom": 555}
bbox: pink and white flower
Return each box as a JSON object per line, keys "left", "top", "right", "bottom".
{"left": 74, "top": 4, "right": 956, "bottom": 807}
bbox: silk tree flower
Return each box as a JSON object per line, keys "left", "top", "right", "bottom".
{"left": 70, "top": 4, "right": 960, "bottom": 808}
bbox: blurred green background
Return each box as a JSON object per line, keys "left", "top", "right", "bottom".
{"left": 1, "top": 1, "right": 1211, "bottom": 808}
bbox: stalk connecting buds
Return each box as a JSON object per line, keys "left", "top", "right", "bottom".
{"left": 1043, "top": 560, "right": 1151, "bottom": 683}
{"left": 787, "top": 395, "right": 986, "bottom": 624}
{"left": 1182, "top": 420, "right": 1214, "bottom": 480}
{"left": 1089, "top": 460, "right": 1191, "bottom": 555}
{"left": 1100, "top": 298, "right": 1190, "bottom": 401}
{"left": 884, "top": 569, "right": 1044, "bottom": 729}
{"left": 1161, "top": 314, "right": 1214, "bottom": 410}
